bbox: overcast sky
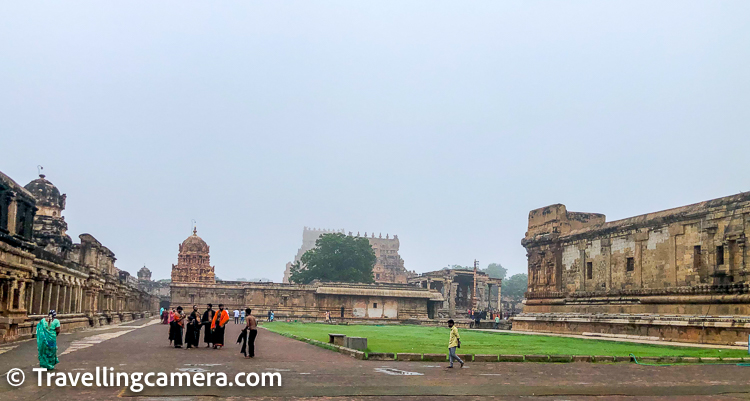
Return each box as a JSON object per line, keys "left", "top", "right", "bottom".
{"left": 2, "top": 2, "right": 748, "bottom": 282}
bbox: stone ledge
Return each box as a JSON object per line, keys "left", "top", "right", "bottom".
{"left": 368, "top": 352, "right": 395, "bottom": 361}
{"left": 474, "top": 354, "right": 498, "bottom": 362}
{"left": 397, "top": 353, "right": 422, "bottom": 361}
{"left": 498, "top": 354, "right": 525, "bottom": 362}
{"left": 422, "top": 353, "right": 447, "bottom": 362}
{"left": 549, "top": 355, "right": 573, "bottom": 363}
{"left": 524, "top": 355, "right": 550, "bottom": 362}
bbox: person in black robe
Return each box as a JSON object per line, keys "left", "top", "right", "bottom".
{"left": 170, "top": 306, "right": 185, "bottom": 348}
{"left": 202, "top": 304, "right": 215, "bottom": 348}
{"left": 186, "top": 305, "right": 201, "bottom": 349}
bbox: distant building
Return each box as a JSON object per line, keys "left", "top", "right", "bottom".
{"left": 283, "top": 227, "right": 415, "bottom": 284}
{"left": 408, "top": 268, "right": 501, "bottom": 319}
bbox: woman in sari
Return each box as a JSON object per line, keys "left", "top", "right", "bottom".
{"left": 37, "top": 310, "right": 61, "bottom": 370}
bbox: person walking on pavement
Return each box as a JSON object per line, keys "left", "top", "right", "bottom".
{"left": 446, "top": 319, "right": 464, "bottom": 369}
{"left": 233, "top": 309, "right": 240, "bottom": 324}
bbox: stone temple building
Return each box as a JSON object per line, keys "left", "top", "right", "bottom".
{"left": 516, "top": 193, "right": 750, "bottom": 345}
{"left": 171, "top": 228, "right": 443, "bottom": 321}
{"left": 171, "top": 228, "right": 216, "bottom": 284}
{"left": 283, "top": 227, "right": 415, "bottom": 284}
{"left": 0, "top": 170, "right": 158, "bottom": 343}
{"left": 408, "top": 268, "right": 501, "bottom": 318}
{"left": 171, "top": 281, "right": 444, "bottom": 321}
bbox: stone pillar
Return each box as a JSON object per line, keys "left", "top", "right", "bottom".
{"left": 50, "top": 282, "right": 60, "bottom": 312}
{"left": 42, "top": 280, "right": 52, "bottom": 314}
{"left": 76, "top": 286, "right": 82, "bottom": 313}
{"left": 66, "top": 285, "right": 73, "bottom": 313}
{"left": 32, "top": 280, "right": 44, "bottom": 315}
{"left": 84, "top": 290, "right": 95, "bottom": 315}
{"left": 9, "top": 279, "right": 21, "bottom": 311}
{"left": 449, "top": 282, "right": 458, "bottom": 318}
{"left": 59, "top": 285, "right": 67, "bottom": 314}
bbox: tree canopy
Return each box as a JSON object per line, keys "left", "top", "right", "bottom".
{"left": 483, "top": 263, "right": 507, "bottom": 279}
{"left": 289, "top": 233, "right": 376, "bottom": 284}
{"left": 501, "top": 273, "right": 528, "bottom": 301}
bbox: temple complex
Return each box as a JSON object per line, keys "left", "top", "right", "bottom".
{"left": 283, "top": 227, "right": 415, "bottom": 284}
{"left": 0, "top": 170, "right": 158, "bottom": 343}
{"left": 408, "top": 268, "right": 501, "bottom": 318}
{"left": 171, "top": 281, "right": 444, "bottom": 321}
{"left": 173, "top": 227, "right": 441, "bottom": 321}
{"left": 516, "top": 193, "right": 750, "bottom": 345}
{"left": 170, "top": 228, "right": 216, "bottom": 284}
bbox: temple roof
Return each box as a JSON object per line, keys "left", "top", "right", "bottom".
{"left": 180, "top": 227, "right": 209, "bottom": 254}
{"left": 24, "top": 174, "right": 65, "bottom": 209}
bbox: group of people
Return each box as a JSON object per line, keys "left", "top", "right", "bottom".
{"left": 161, "top": 304, "right": 258, "bottom": 358}
{"left": 467, "top": 309, "right": 503, "bottom": 329}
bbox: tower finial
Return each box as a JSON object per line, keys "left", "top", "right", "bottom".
{"left": 37, "top": 165, "right": 45, "bottom": 179}
{"left": 191, "top": 219, "right": 197, "bottom": 235}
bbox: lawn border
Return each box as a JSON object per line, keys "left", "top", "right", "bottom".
{"left": 265, "top": 327, "right": 749, "bottom": 364}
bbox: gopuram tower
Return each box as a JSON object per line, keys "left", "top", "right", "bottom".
{"left": 171, "top": 228, "right": 216, "bottom": 284}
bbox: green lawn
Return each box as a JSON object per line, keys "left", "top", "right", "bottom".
{"left": 263, "top": 322, "right": 748, "bottom": 358}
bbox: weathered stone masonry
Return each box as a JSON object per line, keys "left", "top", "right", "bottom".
{"left": 516, "top": 194, "right": 750, "bottom": 345}
{"left": 172, "top": 229, "right": 443, "bottom": 321}
{"left": 171, "top": 281, "right": 443, "bottom": 321}
{"left": 0, "top": 171, "right": 158, "bottom": 343}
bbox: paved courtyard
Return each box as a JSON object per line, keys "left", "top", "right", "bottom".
{"left": 2, "top": 317, "right": 750, "bottom": 400}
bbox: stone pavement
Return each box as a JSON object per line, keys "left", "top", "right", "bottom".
{"left": 1, "top": 316, "right": 750, "bottom": 400}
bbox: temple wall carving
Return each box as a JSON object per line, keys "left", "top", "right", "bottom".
{"left": 0, "top": 171, "right": 159, "bottom": 344}
{"left": 517, "top": 193, "right": 750, "bottom": 345}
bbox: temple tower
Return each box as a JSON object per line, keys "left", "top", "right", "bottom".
{"left": 171, "top": 228, "right": 216, "bottom": 283}
{"left": 24, "top": 174, "right": 72, "bottom": 256}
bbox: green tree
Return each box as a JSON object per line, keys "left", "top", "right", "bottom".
{"left": 483, "top": 263, "right": 507, "bottom": 279}
{"left": 501, "top": 273, "right": 528, "bottom": 302}
{"left": 289, "top": 233, "right": 376, "bottom": 284}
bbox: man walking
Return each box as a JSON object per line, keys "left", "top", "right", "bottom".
{"left": 241, "top": 308, "right": 258, "bottom": 358}
{"left": 233, "top": 309, "right": 240, "bottom": 324}
{"left": 494, "top": 314, "right": 500, "bottom": 329}
{"left": 240, "top": 309, "right": 246, "bottom": 324}
{"left": 446, "top": 319, "right": 464, "bottom": 368}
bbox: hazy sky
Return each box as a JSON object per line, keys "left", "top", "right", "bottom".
{"left": 2, "top": 2, "right": 748, "bottom": 282}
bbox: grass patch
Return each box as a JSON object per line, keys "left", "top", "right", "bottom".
{"left": 264, "top": 322, "right": 748, "bottom": 358}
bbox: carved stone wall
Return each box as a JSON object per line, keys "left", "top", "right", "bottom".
{"left": 0, "top": 170, "right": 159, "bottom": 344}
{"left": 170, "top": 281, "right": 443, "bottom": 321}
{"left": 517, "top": 193, "right": 750, "bottom": 345}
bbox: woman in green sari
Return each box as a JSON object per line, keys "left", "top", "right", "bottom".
{"left": 37, "top": 310, "right": 61, "bottom": 369}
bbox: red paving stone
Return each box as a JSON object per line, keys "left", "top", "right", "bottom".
{"left": 1, "top": 317, "right": 750, "bottom": 400}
